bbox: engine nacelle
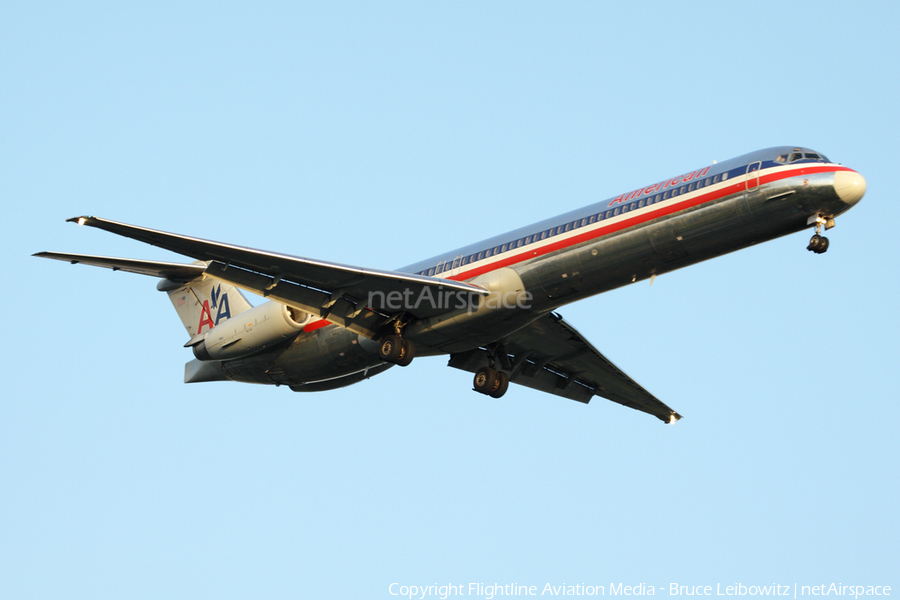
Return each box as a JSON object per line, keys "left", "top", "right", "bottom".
{"left": 191, "top": 301, "right": 311, "bottom": 361}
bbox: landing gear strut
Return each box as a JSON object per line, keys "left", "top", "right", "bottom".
{"left": 473, "top": 366, "right": 509, "bottom": 398}
{"left": 807, "top": 215, "right": 834, "bottom": 254}
{"left": 378, "top": 334, "right": 416, "bottom": 367}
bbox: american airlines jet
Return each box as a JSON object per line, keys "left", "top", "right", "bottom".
{"left": 36, "top": 147, "right": 866, "bottom": 423}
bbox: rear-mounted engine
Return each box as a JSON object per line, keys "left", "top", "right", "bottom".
{"left": 189, "top": 301, "right": 311, "bottom": 361}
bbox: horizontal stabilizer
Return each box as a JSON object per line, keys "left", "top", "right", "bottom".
{"left": 33, "top": 252, "right": 206, "bottom": 281}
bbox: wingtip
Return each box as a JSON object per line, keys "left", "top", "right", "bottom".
{"left": 66, "top": 215, "right": 94, "bottom": 226}
{"left": 666, "top": 412, "right": 684, "bottom": 424}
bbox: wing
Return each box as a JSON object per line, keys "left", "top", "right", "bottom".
{"left": 56, "top": 216, "right": 489, "bottom": 339}
{"left": 448, "top": 312, "right": 682, "bottom": 423}
{"left": 33, "top": 252, "right": 207, "bottom": 280}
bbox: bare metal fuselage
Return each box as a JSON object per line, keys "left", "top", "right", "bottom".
{"left": 218, "top": 149, "right": 862, "bottom": 389}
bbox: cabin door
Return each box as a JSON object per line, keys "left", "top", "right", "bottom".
{"left": 745, "top": 161, "right": 761, "bottom": 191}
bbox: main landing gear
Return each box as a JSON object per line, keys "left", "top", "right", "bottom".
{"left": 378, "top": 334, "right": 416, "bottom": 367}
{"left": 807, "top": 215, "right": 835, "bottom": 254}
{"left": 473, "top": 366, "right": 509, "bottom": 399}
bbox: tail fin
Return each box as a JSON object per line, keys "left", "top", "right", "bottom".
{"left": 158, "top": 274, "right": 254, "bottom": 339}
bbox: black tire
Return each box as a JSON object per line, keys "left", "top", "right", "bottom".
{"left": 807, "top": 234, "right": 821, "bottom": 251}
{"left": 817, "top": 236, "right": 829, "bottom": 254}
{"left": 489, "top": 372, "right": 509, "bottom": 398}
{"left": 473, "top": 366, "right": 498, "bottom": 394}
{"left": 379, "top": 334, "right": 403, "bottom": 363}
{"left": 396, "top": 339, "right": 416, "bottom": 367}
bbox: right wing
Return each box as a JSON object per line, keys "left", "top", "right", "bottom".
{"left": 448, "top": 312, "right": 682, "bottom": 423}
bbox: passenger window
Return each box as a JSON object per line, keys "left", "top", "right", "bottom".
{"left": 589, "top": 215, "right": 597, "bottom": 224}
{"left": 613, "top": 207, "right": 621, "bottom": 216}
{"left": 605, "top": 210, "right": 613, "bottom": 219}
{"left": 478, "top": 251, "right": 485, "bottom": 260}
{"left": 722, "top": 172, "right": 729, "bottom": 181}
{"left": 688, "top": 182, "right": 696, "bottom": 192}
{"left": 638, "top": 199, "right": 645, "bottom": 208}
{"left": 501, "top": 243, "right": 508, "bottom": 252}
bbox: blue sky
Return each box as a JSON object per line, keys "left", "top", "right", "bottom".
{"left": 3, "top": 2, "right": 898, "bottom": 598}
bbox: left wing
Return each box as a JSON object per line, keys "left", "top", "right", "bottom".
{"left": 448, "top": 312, "right": 683, "bottom": 423}
{"left": 57, "top": 216, "right": 489, "bottom": 339}
{"left": 32, "top": 252, "right": 207, "bottom": 280}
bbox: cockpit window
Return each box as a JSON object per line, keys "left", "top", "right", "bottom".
{"left": 790, "top": 152, "right": 803, "bottom": 162}
{"left": 775, "top": 154, "right": 788, "bottom": 163}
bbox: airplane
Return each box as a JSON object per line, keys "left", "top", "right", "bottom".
{"left": 35, "top": 146, "right": 866, "bottom": 423}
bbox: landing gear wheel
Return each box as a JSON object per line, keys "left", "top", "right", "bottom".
{"left": 807, "top": 234, "right": 821, "bottom": 252}
{"left": 473, "top": 366, "right": 499, "bottom": 395}
{"left": 379, "top": 335, "right": 403, "bottom": 363}
{"left": 489, "top": 372, "right": 509, "bottom": 398}
{"left": 379, "top": 335, "right": 416, "bottom": 366}
{"left": 396, "top": 339, "right": 416, "bottom": 367}
{"left": 807, "top": 234, "right": 829, "bottom": 254}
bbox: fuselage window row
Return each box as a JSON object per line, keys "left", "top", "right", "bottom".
{"left": 417, "top": 169, "right": 745, "bottom": 276}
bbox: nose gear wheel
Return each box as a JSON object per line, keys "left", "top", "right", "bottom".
{"left": 807, "top": 234, "right": 829, "bottom": 254}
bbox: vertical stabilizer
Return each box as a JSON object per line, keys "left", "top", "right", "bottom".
{"left": 158, "top": 272, "right": 254, "bottom": 339}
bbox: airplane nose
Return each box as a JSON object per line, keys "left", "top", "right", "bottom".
{"left": 834, "top": 170, "right": 867, "bottom": 206}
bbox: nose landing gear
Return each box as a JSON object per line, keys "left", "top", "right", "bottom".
{"left": 807, "top": 234, "right": 829, "bottom": 254}
{"left": 807, "top": 215, "right": 834, "bottom": 254}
